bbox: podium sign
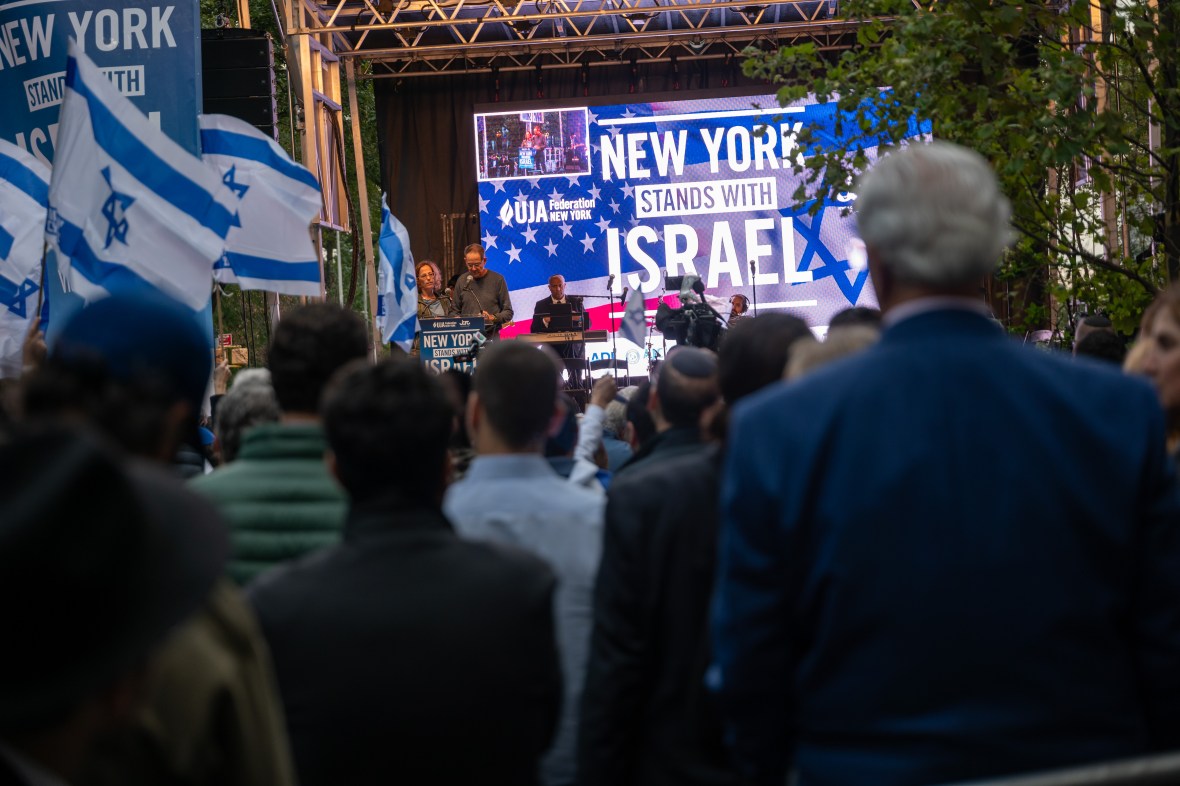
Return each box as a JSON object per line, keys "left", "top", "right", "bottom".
{"left": 419, "top": 317, "right": 484, "bottom": 374}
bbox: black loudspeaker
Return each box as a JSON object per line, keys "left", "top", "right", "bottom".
{"left": 201, "top": 29, "right": 278, "bottom": 139}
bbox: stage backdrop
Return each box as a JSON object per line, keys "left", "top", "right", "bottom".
{"left": 377, "top": 71, "right": 929, "bottom": 372}
{"left": 474, "top": 93, "right": 929, "bottom": 373}
{"left": 375, "top": 61, "right": 763, "bottom": 300}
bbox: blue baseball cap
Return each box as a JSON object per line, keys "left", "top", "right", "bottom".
{"left": 51, "top": 291, "right": 212, "bottom": 423}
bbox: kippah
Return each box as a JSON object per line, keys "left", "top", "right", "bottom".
{"left": 667, "top": 346, "right": 717, "bottom": 378}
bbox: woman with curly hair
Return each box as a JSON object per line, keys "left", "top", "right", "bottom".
{"left": 412, "top": 260, "right": 456, "bottom": 356}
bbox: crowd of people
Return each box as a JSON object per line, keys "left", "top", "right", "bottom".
{"left": 3, "top": 141, "right": 1180, "bottom": 786}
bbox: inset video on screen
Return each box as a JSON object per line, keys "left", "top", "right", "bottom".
{"left": 474, "top": 107, "right": 591, "bottom": 182}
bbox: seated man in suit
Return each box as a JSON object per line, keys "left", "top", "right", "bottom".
{"left": 711, "top": 142, "right": 1180, "bottom": 786}
{"left": 532, "top": 275, "right": 581, "bottom": 333}
{"left": 532, "top": 275, "right": 587, "bottom": 388}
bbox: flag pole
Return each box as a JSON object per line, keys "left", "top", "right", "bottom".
{"left": 214, "top": 283, "right": 226, "bottom": 364}
{"left": 345, "top": 59, "right": 379, "bottom": 360}
{"left": 35, "top": 241, "right": 49, "bottom": 319}
{"left": 22, "top": 241, "right": 52, "bottom": 376}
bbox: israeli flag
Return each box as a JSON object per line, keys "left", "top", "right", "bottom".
{"left": 45, "top": 40, "right": 238, "bottom": 311}
{"left": 0, "top": 140, "right": 50, "bottom": 378}
{"left": 200, "top": 114, "right": 323, "bottom": 296}
{"left": 376, "top": 195, "right": 417, "bottom": 349}
{"left": 619, "top": 288, "right": 646, "bottom": 347}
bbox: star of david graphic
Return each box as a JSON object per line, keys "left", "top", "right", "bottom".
{"left": 0, "top": 224, "right": 39, "bottom": 318}
{"left": 0, "top": 222, "right": 13, "bottom": 261}
{"left": 100, "top": 167, "right": 135, "bottom": 250}
{"left": 44, "top": 207, "right": 64, "bottom": 239}
{"left": 0, "top": 275, "right": 40, "bottom": 319}
{"left": 786, "top": 208, "right": 869, "bottom": 306}
{"left": 223, "top": 165, "right": 250, "bottom": 199}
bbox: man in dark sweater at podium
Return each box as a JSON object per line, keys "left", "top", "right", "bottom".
{"left": 532, "top": 275, "right": 586, "bottom": 387}
{"left": 455, "top": 243, "right": 514, "bottom": 339}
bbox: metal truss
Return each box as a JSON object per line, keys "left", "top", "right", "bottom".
{"left": 289, "top": 0, "right": 859, "bottom": 76}
{"left": 370, "top": 22, "right": 861, "bottom": 77}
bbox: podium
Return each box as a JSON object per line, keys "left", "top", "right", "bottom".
{"left": 418, "top": 317, "right": 485, "bottom": 374}
{"left": 542, "top": 147, "right": 565, "bottom": 173}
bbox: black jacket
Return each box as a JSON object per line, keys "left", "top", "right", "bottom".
{"left": 248, "top": 496, "right": 562, "bottom": 786}
{"left": 531, "top": 297, "right": 586, "bottom": 361}
{"left": 614, "top": 425, "right": 705, "bottom": 478}
{"left": 578, "top": 446, "right": 737, "bottom": 786}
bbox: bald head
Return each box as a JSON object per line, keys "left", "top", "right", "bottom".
{"left": 547, "top": 275, "right": 566, "bottom": 301}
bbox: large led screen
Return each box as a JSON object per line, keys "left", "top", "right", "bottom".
{"left": 473, "top": 93, "right": 928, "bottom": 373}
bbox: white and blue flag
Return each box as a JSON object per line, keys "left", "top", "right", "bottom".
{"left": 200, "top": 113, "right": 324, "bottom": 296}
{"left": 0, "top": 139, "right": 50, "bottom": 378}
{"left": 376, "top": 195, "right": 417, "bottom": 349}
{"left": 619, "top": 287, "right": 646, "bottom": 347}
{"left": 45, "top": 40, "right": 238, "bottom": 311}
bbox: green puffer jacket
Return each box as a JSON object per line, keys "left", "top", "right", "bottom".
{"left": 191, "top": 423, "right": 347, "bottom": 586}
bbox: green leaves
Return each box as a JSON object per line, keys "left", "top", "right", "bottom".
{"left": 748, "top": 0, "right": 1177, "bottom": 326}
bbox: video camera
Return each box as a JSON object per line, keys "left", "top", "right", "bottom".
{"left": 654, "top": 274, "right": 724, "bottom": 351}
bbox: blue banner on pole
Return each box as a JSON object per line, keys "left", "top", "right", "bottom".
{"left": 0, "top": 1, "right": 204, "bottom": 343}
{"left": 0, "top": 1, "right": 203, "bottom": 161}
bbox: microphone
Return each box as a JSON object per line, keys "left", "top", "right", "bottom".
{"left": 607, "top": 273, "right": 615, "bottom": 291}
{"left": 444, "top": 287, "right": 453, "bottom": 299}
{"left": 749, "top": 259, "right": 756, "bottom": 274}
{"left": 463, "top": 274, "right": 487, "bottom": 317}
{"left": 621, "top": 287, "right": 629, "bottom": 304}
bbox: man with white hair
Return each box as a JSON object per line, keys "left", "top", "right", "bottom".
{"left": 710, "top": 142, "right": 1180, "bottom": 786}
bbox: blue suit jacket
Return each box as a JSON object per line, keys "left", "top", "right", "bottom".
{"left": 711, "top": 308, "right": 1180, "bottom": 786}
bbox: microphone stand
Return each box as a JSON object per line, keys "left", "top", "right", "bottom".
{"left": 463, "top": 280, "right": 493, "bottom": 339}
{"left": 569, "top": 296, "right": 591, "bottom": 392}
{"left": 607, "top": 279, "right": 620, "bottom": 382}
{"left": 749, "top": 259, "right": 758, "bottom": 317}
{"left": 646, "top": 307, "right": 657, "bottom": 378}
